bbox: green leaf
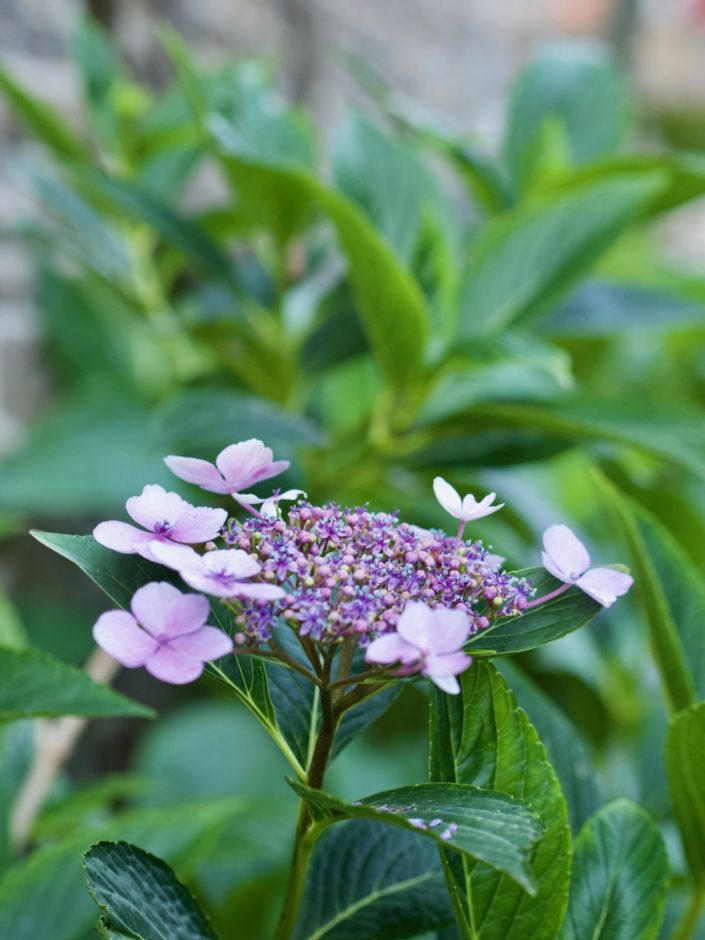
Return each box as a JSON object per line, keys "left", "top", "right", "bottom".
{"left": 210, "top": 124, "right": 430, "bottom": 388}
{"left": 430, "top": 661, "right": 571, "bottom": 939}
{"left": 84, "top": 841, "right": 219, "bottom": 940}
{"left": 465, "top": 567, "right": 602, "bottom": 656}
{"left": 599, "top": 484, "right": 704, "bottom": 712}
{"left": 0, "top": 647, "right": 152, "bottom": 721}
{"left": 666, "top": 703, "right": 705, "bottom": 886}
{"left": 293, "top": 820, "right": 453, "bottom": 940}
{"left": 497, "top": 661, "right": 600, "bottom": 831}
{"left": 560, "top": 800, "right": 669, "bottom": 940}
{"left": 0, "top": 797, "right": 250, "bottom": 940}
{"left": 504, "top": 41, "right": 630, "bottom": 194}
{"left": 333, "top": 113, "right": 447, "bottom": 265}
{"left": 457, "top": 173, "right": 666, "bottom": 335}
{"left": 0, "top": 585, "right": 26, "bottom": 650}
{"left": 0, "top": 68, "right": 87, "bottom": 160}
{"left": 291, "top": 781, "right": 542, "bottom": 894}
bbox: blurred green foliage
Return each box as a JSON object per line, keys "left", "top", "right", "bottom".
{"left": 2, "top": 17, "right": 705, "bottom": 939}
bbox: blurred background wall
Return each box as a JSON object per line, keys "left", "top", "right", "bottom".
{"left": 2, "top": 0, "right": 705, "bottom": 455}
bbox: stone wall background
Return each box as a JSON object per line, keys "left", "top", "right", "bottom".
{"left": 2, "top": 0, "right": 705, "bottom": 455}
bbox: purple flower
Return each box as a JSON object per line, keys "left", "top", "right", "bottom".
{"left": 365, "top": 600, "right": 473, "bottom": 694}
{"left": 151, "top": 542, "right": 285, "bottom": 601}
{"left": 93, "top": 485, "right": 227, "bottom": 561}
{"left": 542, "top": 525, "right": 633, "bottom": 608}
{"left": 164, "top": 439, "right": 289, "bottom": 499}
{"left": 93, "top": 582, "right": 232, "bottom": 684}
{"left": 433, "top": 477, "right": 504, "bottom": 523}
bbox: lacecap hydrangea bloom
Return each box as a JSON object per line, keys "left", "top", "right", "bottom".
{"left": 90, "top": 442, "right": 633, "bottom": 694}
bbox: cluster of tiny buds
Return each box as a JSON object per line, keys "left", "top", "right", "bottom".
{"left": 221, "top": 502, "right": 532, "bottom": 645}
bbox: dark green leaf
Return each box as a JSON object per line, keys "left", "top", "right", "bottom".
{"left": 84, "top": 841, "right": 219, "bottom": 940}
{"left": 430, "top": 661, "right": 570, "bottom": 939}
{"left": 666, "top": 703, "right": 705, "bottom": 886}
{"left": 560, "top": 800, "right": 669, "bottom": 940}
{"left": 600, "top": 486, "right": 704, "bottom": 712}
{"left": 466, "top": 567, "right": 602, "bottom": 656}
{"left": 457, "top": 173, "right": 666, "bottom": 335}
{"left": 0, "top": 647, "right": 152, "bottom": 721}
{"left": 291, "top": 781, "right": 542, "bottom": 894}
{"left": 497, "top": 661, "right": 600, "bottom": 830}
{"left": 293, "top": 820, "right": 453, "bottom": 940}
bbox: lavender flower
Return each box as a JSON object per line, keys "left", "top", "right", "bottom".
{"left": 365, "top": 601, "right": 473, "bottom": 694}
{"left": 93, "top": 484, "right": 226, "bottom": 561}
{"left": 93, "top": 582, "right": 232, "bottom": 684}
{"left": 164, "top": 439, "right": 288, "bottom": 500}
{"left": 540, "top": 525, "right": 633, "bottom": 608}
{"left": 150, "top": 543, "right": 285, "bottom": 601}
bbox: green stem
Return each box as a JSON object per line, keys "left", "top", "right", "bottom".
{"left": 672, "top": 890, "right": 705, "bottom": 940}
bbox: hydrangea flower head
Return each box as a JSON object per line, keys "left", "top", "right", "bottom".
{"left": 93, "top": 485, "right": 226, "bottom": 561}
{"left": 93, "top": 582, "right": 232, "bottom": 684}
{"left": 541, "top": 525, "right": 633, "bottom": 608}
{"left": 433, "top": 477, "right": 504, "bottom": 523}
{"left": 164, "top": 439, "right": 289, "bottom": 498}
{"left": 365, "top": 601, "right": 472, "bottom": 694}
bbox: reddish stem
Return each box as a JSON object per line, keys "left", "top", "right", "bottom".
{"left": 525, "top": 582, "right": 571, "bottom": 610}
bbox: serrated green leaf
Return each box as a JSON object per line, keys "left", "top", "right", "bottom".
{"left": 560, "top": 800, "right": 669, "bottom": 940}
{"left": 457, "top": 173, "right": 666, "bottom": 335}
{"left": 466, "top": 567, "right": 601, "bottom": 656}
{"left": 84, "top": 841, "right": 219, "bottom": 940}
{"left": 291, "top": 781, "right": 542, "bottom": 894}
{"left": 0, "top": 647, "right": 152, "bottom": 721}
{"left": 666, "top": 703, "right": 705, "bottom": 886}
{"left": 293, "top": 820, "right": 453, "bottom": 940}
{"left": 430, "top": 661, "right": 571, "bottom": 939}
{"left": 0, "top": 797, "right": 250, "bottom": 940}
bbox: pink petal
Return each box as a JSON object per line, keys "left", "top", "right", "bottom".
{"left": 131, "top": 581, "right": 210, "bottom": 638}
{"left": 575, "top": 567, "right": 634, "bottom": 608}
{"left": 164, "top": 456, "right": 228, "bottom": 494}
{"left": 426, "top": 608, "right": 471, "bottom": 654}
{"left": 433, "top": 477, "right": 462, "bottom": 519}
{"left": 126, "top": 484, "right": 188, "bottom": 531}
{"left": 176, "top": 571, "right": 235, "bottom": 598}
{"left": 542, "top": 525, "right": 590, "bottom": 581}
{"left": 423, "top": 650, "right": 472, "bottom": 678}
{"left": 168, "top": 625, "right": 233, "bottom": 661}
{"left": 149, "top": 542, "right": 203, "bottom": 574}
{"left": 144, "top": 646, "right": 204, "bottom": 684}
{"left": 93, "top": 521, "right": 155, "bottom": 554}
{"left": 396, "top": 601, "right": 435, "bottom": 649}
{"left": 251, "top": 459, "right": 290, "bottom": 485}
{"left": 216, "top": 440, "right": 272, "bottom": 490}
{"left": 230, "top": 582, "right": 286, "bottom": 601}
{"left": 169, "top": 506, "right": 227, "bottom": 543}
{"left": 203, "top": 549, "right": 261, "bottom": 580}
{"left": 429, "top": 673, "right": 461, "bottom": 694}
{"left": 365, "top": 632, "right": 419, "bottom": 665}
{"left": 93, "top": 610, "right": 157, "bottom": 667}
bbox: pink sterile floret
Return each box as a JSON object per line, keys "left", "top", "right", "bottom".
{"left": 93, "top": 582, "right": 232, "bottom": 684}
{"left": 365, "top": 600, "right": 473, "bottom": 695}
{"left": 542, "top": 524, "right": 633, "bottom": 608}
{"left": 94, "top": 484, "right": 226, "bottom": 561}
{"left": 164, "top": 439, "right": 289, "bottom": 499}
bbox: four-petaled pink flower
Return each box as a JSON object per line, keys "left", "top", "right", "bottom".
{"left": 151, "top": 543, "right": 286, "bottom": 601}
{"left": 542, "top": 525, "right": 633, "bottom": 608}
{"left": 94, "top": 485, "right": 227, "bottom": 561}
{"left": 164, "top": 439, "right": 289, "bottom": 499}
{"left": 365, "top": 601, "right": 473, "bottom": 695}
{"left": 433, "top": 477, "right": 504, "bottom": 523}
{"left": 93, "top": 582, "right": 232, "bottom": 684}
